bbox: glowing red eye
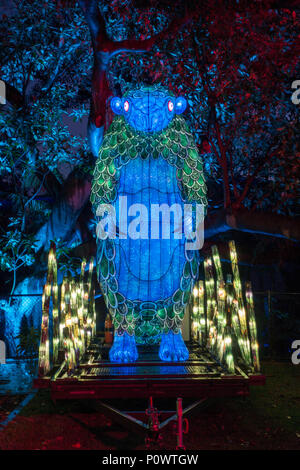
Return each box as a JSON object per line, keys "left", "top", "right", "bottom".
{"left": 124, "top": 100, "right": 129, "bottom": 112}
{"left": 168, "top": 100, "right": 174, "bottom": 112}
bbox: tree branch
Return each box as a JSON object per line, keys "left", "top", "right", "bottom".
{"left": 78, "top": 0, "right": 109, "bottom": 52}
{"left": 79, "top": 0, "right": 197, "bottom": 155}
{"left": 105, "top": 11, "right": 194, "bottom": 55}
{"left": 235, "top": 151, "right": 276, "bottom": 207}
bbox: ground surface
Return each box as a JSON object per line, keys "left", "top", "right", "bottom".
{"left": 0, "top": 395, "right": 25, "bottom": 423}
{"left": 0, "top": 361, "right": 299, "bottom": 450}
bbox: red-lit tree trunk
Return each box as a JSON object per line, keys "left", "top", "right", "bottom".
{"left": 78, "top": 0, "right": 193, "bottom": 155}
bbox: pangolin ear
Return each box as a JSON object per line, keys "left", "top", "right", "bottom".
{"left": 175, "top": 96, "right": 187, "bottom": 114}
{"left": 111, "top": 97, "right": 123, "bottom": 115}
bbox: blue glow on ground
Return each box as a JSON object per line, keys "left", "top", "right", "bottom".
{"left": 0, "top": 359, "right": 37, "bottom": 395}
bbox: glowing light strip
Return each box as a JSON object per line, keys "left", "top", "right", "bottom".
{"left": 188, "top": 241, "right": 260, "bottom": 373}
{"left": 224, "top": 280, "right": 236, "bottom": 373}
{"left": 191, "top": 281, "right": 205, "bottom": 345}
{"left": 229, "top": 240, "right": 252, "bottom": 367}
{"left": 245, "top": 281, "right": 260, "bottom": 372}
{"left": 38, "top": 244, "right": 96, "bottom": 376}
{"left": 204, "top": 257, "right": 218, "bottom": 352}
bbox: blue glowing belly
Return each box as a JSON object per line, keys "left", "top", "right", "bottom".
{"left": 113, "top": 156, "right": 186, "bottom": 302}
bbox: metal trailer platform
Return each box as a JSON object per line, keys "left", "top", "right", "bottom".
{"left": 34, "top": 341, "right": 265, "bottom": 401}
{"left": 34, "top": 340, "right": 264, "bottom": 448}
{"left": 33, "top": 242, "right": 265, "bottom": 448}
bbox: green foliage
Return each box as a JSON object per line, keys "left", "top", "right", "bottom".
{"left": 16, "top": 315, "right": 39, "bottom": 357}
{"left": 54, "top": 241, "right": 83, "bottom": 277}
{"left": 107, "top": 2, "right": 299, "bottom": 214}
{"left": 0, "top": 0, "right": 94, "bottom": 289}
{"left": 0, "top": 219, "right": 37, "bottom": 295}
{"left": 0, "top": 0, "right": 92, "bottom": 177}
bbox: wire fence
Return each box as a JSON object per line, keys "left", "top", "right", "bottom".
{"left": 0, "top": 291, "right": 299, "bottom": 360}
{"left": 0, "top": 294, "right": 42, "bottom": 357}
{"left": 253, "top": 291, "right": 300, "bottom": 360}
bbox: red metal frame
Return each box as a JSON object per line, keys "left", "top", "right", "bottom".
{"left": 34, "top": 342, "right": 265, "bottom": 449}
{"left": 34, "top": 349, "right": 265, "bottom": 402}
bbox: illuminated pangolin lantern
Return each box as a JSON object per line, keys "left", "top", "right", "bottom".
{"left": 91, "top": 85, "right": 207, "bottom": 362}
